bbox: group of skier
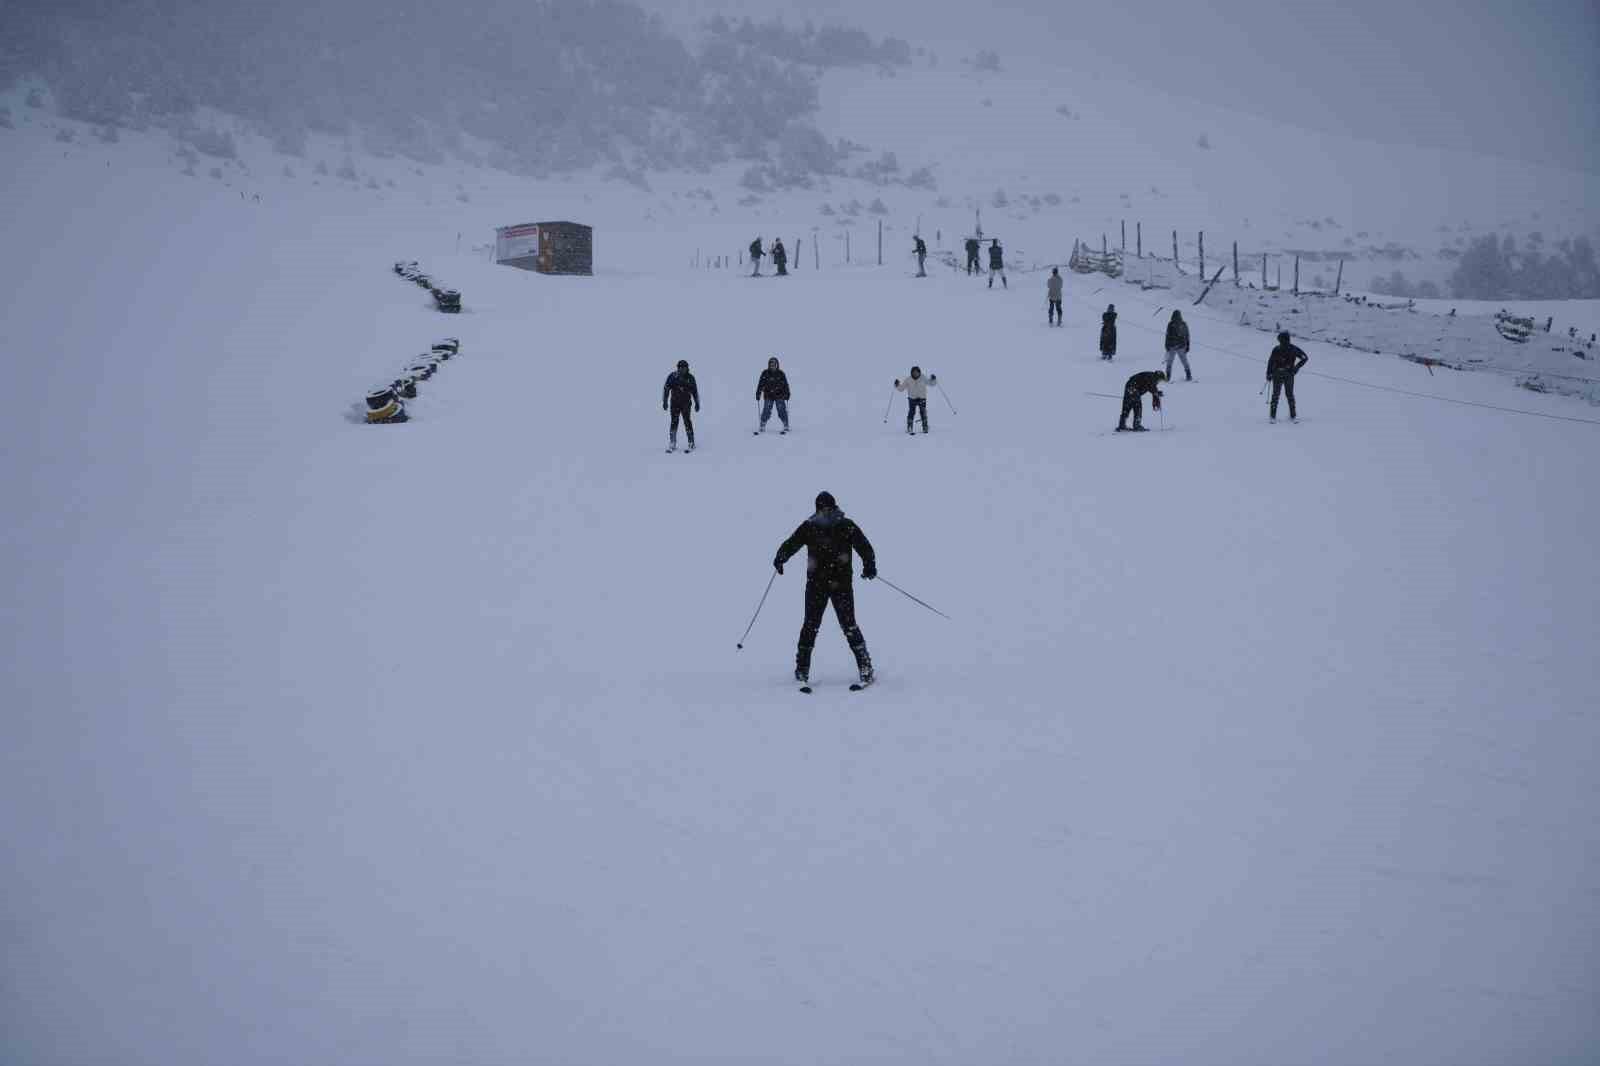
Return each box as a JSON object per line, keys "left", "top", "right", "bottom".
{"left": 1114, "top": 330, "right": 1309, "bottom": 430}
{"left": 661, "top": 358, "right": 944, "bottom": 451}
{"left": 716, "top": 243, "right": 1314, "bottom": 689}
{"left": 748, "top": 237, "right": 789, "bottom": 276}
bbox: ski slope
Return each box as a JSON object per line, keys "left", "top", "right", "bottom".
{"left": 2, "top": 119, "right": 1599, "bottom": 1066}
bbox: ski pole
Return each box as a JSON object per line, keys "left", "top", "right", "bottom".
{"left": 937, "top": 381, "right": 958, "bottom": 415}
{"left": 882, "top": 389, "right": 896, "bottom": 423}
{"left": 736, "top": 570, "right": 778, "bottom": 649}
{"left": 875, "top": 576, "right": 953, "bottom": 620}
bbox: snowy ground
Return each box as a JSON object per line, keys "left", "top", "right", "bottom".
{"left": 2, "top": 117, "right": 1598, "bottom": 1066}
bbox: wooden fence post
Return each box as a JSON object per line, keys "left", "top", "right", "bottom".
{"left": 1233, "top": 241, "right": 1239, "bottom": 285}
{"left": 877, "top": 220, "right": 883, "bottom": 266}
{"left": 1102, "top": 233, "right": 1108, "bottom": 255}
{"left": 1262, "top": 253, "right": 1267, "bottom": 287}
{"left": 846, "top": 230, "right": 851, "bottom": 264}
{"left": 1172, "top": 229, "right": 1179, "bottom": 267}
{"left": 1293, "top": 255, "right": 1300, "bottom": 295}
{"left": 1136, "top": 222, "right": 1142, "bottom": 258}
{"left": 1334, "top": 258, "right": 1344, "bottom": 294}
{"left": 1121, "top": 220, "right": 1126, "bottom": 250}
{"left": 1199, "top": 231, "right": 1205, "bottom": 278}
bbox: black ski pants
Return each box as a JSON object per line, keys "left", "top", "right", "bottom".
{"left": 906, "top": 397, "right": 928, "bottom": 432}
{"left": 1048, "top": 298, "right": 1062, "bottom": 324}
{"left": 669, "top": 402, "right": 695, "bottom": 441}
{"left": 966, "top": 255, "right": 979, "bottom": 274}
{"left": 1270, "top": 375, "right": 1298, "bottom": 419}
{"left": 1119, "top": 391, "right": 1145, "bottom": 428}
{"left": 798, "top": 575, "right": 869, "bottom": 676}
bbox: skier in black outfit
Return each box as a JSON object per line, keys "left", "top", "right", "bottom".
{"left": 1164, "top": 311, "right": 1192, "bottom": 380}
{"left": 914, "top": 235, "right": 928, "bottom": 277}
{"left": 749, "top": 237, "right": 764, "bottom": 276}
{"left": 1100, "top": 305, "right": 1118, "bottom": 359}
{"left": 662, "top": 358, "right": 700, "bottom": 451}
{"left": 1266, "top": 331, "right": 1309, "bottom": 421}
{"left": 755, "top": 356, "right": 790, "bottom": 433}
{"left": 1117, "top": 370, "right": 1166, "bottom": 431}
{"left": 772, "top": 238, "right": 788, "bottom": 276}
{"left": 965, "top": 237, "right": 981, "bottom": 275}
{"left": 988, "top": 239, "right": 1007, "bottom": 289}
{"left": 774, "top": 491, "right": 876, "bottom": 686}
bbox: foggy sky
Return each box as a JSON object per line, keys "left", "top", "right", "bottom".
{"left": 656, "top": 0, "right": 1600, "bottom": 175}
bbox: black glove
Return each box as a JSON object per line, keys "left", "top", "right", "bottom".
{"left": 862, "top": 567, "right": 877, "bottom": 580}
{"left": 662, "top": 403, "right": 668, "bottom": 411}
{"left": 773, "top": 560, "right": 784, "bottom": 575}
{"left": 894, "top": 379, "right": 900, "bottom": 387}
{"left": 695, "top": 404, "right": 701, "bottom": 412}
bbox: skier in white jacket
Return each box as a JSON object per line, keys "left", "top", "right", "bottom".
{"left": 894, "top": 366, "right": 939, "bottom": 434}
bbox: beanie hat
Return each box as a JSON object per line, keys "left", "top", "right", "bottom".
{"left": 815, "top": 491, "right": 837, "bottom": 511}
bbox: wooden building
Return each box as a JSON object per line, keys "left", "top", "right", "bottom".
{"left": 494, "top": 221, "right": 593, "bottom": 276}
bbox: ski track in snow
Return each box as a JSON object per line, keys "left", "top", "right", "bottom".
{"left": 1, "top": 118, "right": 1598, "bottom": 1066}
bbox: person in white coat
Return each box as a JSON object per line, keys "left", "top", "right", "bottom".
{"left": 894, "top": 366, "right": 939, "bottom": 434}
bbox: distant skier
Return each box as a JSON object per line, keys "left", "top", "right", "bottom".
{"left": 755, "top": 356, "right": 791, "bottom": 434}
{"left": 1266, "top": 331, "right": 1309, "bottom": 422}
{"left": 965, "top": 237, "right": 981, "bottom": 275}
{"left": 914, "top": 235, "right": 928, "bottom": 277}
{"left": 749, "top": 237, "right": 764, "bottom": 277}
{"left": 1164, "top": 310, "right": 1193, "bottom": 380}
{"left": 895, "top": 366, "right": 939, "bottom": 434}
{"left": 1100, "top": 304, "right": 1118, "bottom": 359}
{"left": 662, "top": 358, "right": 700, "bottom": 451}
{"left": 988, "top": 239, "right": 1007, "bottom": 289}
{"left": 1116, "top": 370, "right": 1165, "bottom": 432}
{"left": 1047, "top": 267, "right": 1063, "bottom": 326}
{"left": 772, "top": 238, "right": 788, "bottom": 276}
{"left": 774, "top": 490, "right": 876, "bottom": 688}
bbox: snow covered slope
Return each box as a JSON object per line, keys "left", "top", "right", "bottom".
{"left": 2, "top": 109, "right": 1598, "bottom": 1065}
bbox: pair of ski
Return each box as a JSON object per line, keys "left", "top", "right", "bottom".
{"left": 798, "top": 678, "right": 873, "bottom": 694}
{"left": 753, "top": 428, "right": 790, "bottom": 436}
{"left": 666, "top": 443, "right": 695, "bottom": 453}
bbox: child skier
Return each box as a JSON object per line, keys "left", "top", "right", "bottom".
{"left": 1165, "top": 311, "right": 1193, "bottom": 381}
{"left": 1100, "top": 304, "right": 1118, "bottom": 359}
{"left": 894, "top": 367, "right": 939, "bottom": 434}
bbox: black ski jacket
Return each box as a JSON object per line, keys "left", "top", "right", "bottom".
{"left": 749, "top": 239, "right": 763, "bottom": 259}
{"left": 756, "top": 368, "right": 791, "bottom": 401}
{"left": 772, "top": 241, "right": 787, "bottom": 264}
{"left": 1266, "top": 343, "right": 1309, "bottom": 380}
{"left": 1165, "top": 318, "right": 1190, "bottom": 350}
{"left": 1125, "top": 371, "right": 1165, "bottom": 402}
{"left": 989, "top": 244, "right": 1004, "bottom": 268}
{"left": 776, "top": 509, "right": 876, "bottom": 582}
{"left": 965, "top": 239, "right": 980, "bottom": 258}
{"left": 663, "top": 370, "right": 700, "bottom": 409}
{"left": 914, "top": 237, "right": 927, "bottom": 255}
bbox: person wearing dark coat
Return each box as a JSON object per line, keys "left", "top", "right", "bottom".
{"left": 1100, "top": 305, "right": 1118, "bottom": 359}
{"left": 755, "top": 356, "right": 791, "bottom": 433}
{"left": 662, "top": 358, "right": 700, "bottom": 450}
{"left": 772, "top": 238, "right": 788, "bottom": 276}
{"left": 965, "top": 237, "right": 981, "bottom": 275}
{"left": 774, "top": 491, "right": 876, "bottom": 685}
{"left": 1047, "top": 268, "right": 1063, "bottom": 325}
{"left": 1117, "top": 370, "right": 1166, "bottom": 431}
{"left": 1266, "top": 331, "right": 1309, "bottom": 421}
{"left": 987, "top": 239, "right": 1007, "bottom": 289}
{"left": 1164, "top": 311, "right": 1193, "bottom": 381}
{"left": 914, "top": 235, "right": 927, "bottom": 277}
{"left": 749, "top": 237, "right": 764, "bottom": 276}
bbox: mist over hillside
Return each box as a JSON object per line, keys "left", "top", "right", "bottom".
{"left": 0, "top": 0, "right": 913, "bottom": 178}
